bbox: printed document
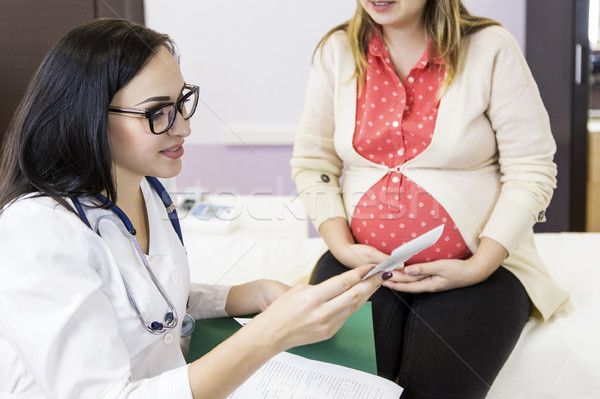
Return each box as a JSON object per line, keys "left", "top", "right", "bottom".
{"left": 228, "top": 351, "right": 403, "bottom": 399}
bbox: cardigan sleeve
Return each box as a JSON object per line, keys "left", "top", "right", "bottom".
{"left": 290, "top": 33, "right": 348, "bottom": 230}
{"left": 479, "top": 27, "right": 557, "bottom": 253}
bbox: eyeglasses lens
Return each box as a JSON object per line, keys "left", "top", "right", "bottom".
{"left": 179, "top": 86, "right": 198, "bottom": 120}
{"left": 149, "top": 105, "right": 175, "bottom": 134}
{"left": 150, "top": 86, "right": 198, "bottom": 134}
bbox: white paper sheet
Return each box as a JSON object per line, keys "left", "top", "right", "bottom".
{"left": 363, "top": 224, "right": 445, "bottom": 280}
{"left": 228, "top": 351, "right": 403, "bottom": 399}
{"left": 233, "top": 317, "right": 252, "bottom": 326}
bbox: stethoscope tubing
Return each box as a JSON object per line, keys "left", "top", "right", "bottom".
{"left": 71, "top": 177, "right": 195, "bottom": 337}
{"left": 94, "top": 214, "right": 179, "bottom": 335}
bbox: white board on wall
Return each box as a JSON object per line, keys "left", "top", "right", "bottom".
{"left": 144, "top": 0, "right": 526, "bottom": 145}
{"left": 144, "top": 0, "right": 355, "bottom": 145}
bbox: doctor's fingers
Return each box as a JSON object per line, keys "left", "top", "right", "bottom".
{"left": 310, "top": 264, "right": 377, "bottom": 303}
{"left": 283, "top": 273, "right": 383, "bottom": 345}
{"left": 260, "top": 272, "right": 383, "bottom": 348}
{"left": 318, "top": 272, "right": 384, "bottom": 322}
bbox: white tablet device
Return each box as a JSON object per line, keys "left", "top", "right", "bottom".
{"left": 362, "top": 224, "right": 445, "bottom": 280}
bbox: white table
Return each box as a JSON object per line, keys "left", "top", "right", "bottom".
{"left": 181, "top": 195, "right": 323, "bottom": 286}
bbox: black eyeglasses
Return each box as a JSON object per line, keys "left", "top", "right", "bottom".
{"left": 108, "top": 84, "right": 199, "bottom": 134}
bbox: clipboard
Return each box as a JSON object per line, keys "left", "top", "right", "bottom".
{"left": 187, "top": 302, "right": 378, "bottom": 374}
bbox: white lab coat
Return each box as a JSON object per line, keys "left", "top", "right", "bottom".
{"left": 0, "top": 179, "right": 231, "bottom": 398}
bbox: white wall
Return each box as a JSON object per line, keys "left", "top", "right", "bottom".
{"left": 145, "top": 0, "right": 526, "bottom": 145}
{"left": 464, "top": 0, "right": 526, "bottom": 50}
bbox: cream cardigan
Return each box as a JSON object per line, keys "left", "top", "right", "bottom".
{"left": 291, "top": 26, "right": 568, "bottom": 321}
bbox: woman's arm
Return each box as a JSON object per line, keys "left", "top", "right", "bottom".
{"left": 319, "top": 217, "right": 388, "bottom": 268}
{"left": 479, "top": 27, "right": 557, "bottom": 253}
{"left": 291, "top": 34, "right": 346, "bottom": 231}
{"left": 291, "top": 35, "right": 390, "bottom": 270}
{"left": 187, "top": 265, "right": 386, "bottom": 399}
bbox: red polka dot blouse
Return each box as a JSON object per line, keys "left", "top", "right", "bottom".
{"left": 350, "top": 32, "right": 471, "bottom": 264}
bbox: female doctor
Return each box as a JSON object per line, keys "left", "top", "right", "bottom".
{"left": 0, "top": 19, "right": 388, "bottom": 398}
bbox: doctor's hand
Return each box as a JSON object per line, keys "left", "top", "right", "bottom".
{"left": 382, "top": 237, "right": 508, "bottom": 293}
{"left": 247, "top": 265, "right": 388, "bottom": 352}
{"left": 187, "top": 267, "right": 388, "bottom": 399}
{"left": 225, "top": 280, "right": 291, "bottom": 317}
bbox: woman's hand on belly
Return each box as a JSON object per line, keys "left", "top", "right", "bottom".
{"left": 382, "top": 258, "right": 484, "bottom": 292}
{"left": 381, "top": 237, "right": 508, "bottom": 293}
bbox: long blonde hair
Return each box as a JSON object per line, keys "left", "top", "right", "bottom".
{"left": 315, "top": 0, "right": 500, "bottom": 92}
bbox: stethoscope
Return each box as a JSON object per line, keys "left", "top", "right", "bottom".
{"left": 72, "top": 176, "right": 195, "bottom": 337}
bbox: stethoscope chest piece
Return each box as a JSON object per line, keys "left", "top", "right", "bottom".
{"left": 181, "top": 314, "right": 196, "bottom": 337}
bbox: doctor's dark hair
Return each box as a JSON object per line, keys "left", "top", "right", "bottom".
{"left": 0, "top": 18, "right": 176, "bottom": 213}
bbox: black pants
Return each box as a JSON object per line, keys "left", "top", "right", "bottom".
{"left": 312, "top": 251, "right": 531, "bottom": 399}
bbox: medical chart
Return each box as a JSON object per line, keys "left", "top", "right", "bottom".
{"left": 362, "top": 224, "right": 445, "bottom": 280}
{"left": 227, "top": 351, "right": 403, "bottom": 399}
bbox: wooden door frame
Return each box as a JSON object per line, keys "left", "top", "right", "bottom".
{"left": 526, "top": 0, "right": 589, "bottom": 231}
{"left": 95, "top": 0, "right": 144, "bottom": 24}
{"left": 572, "top": 0, "right": 591, "bottom": 230}
{"left": 0, "top": 0, "right": 145, "bottom": 145}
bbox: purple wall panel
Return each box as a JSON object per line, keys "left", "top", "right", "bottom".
{"left": 177, "top": 144, "right": 297, "bottom": 196}
{"left": 177, "top": 144, "right": 321, "bottom": 238}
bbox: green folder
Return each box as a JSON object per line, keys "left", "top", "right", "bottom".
{"left": 188, "top": 302, "right": 377, "bottom": 375}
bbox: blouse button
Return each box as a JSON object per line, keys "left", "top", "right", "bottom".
{"left": 320, "top": 174, "right": 330, "bottom": 183}
{"left": 407, "top": 76, "right": 415, "bottom": 83}
{"left": 537, "top": 211, "right": 545, "bottom": 221}
{"left": 392, "top": 121, "right": 399, "bottom": 128}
